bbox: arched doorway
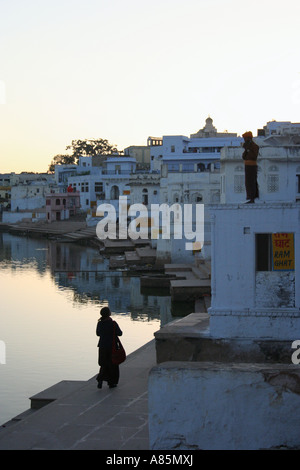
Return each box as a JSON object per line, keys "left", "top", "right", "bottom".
{"left": 110, "top": 185, "right": 119, "bottom": 200}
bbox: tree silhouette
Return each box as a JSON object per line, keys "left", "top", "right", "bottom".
{"left": 48, "top": 139, "right": 118, "bottom": 172}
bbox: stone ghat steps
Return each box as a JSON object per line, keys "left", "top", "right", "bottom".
{"left": 170, "top": 279, "right": 211, "bottom": 301}
{"left": 60, "top": 227, "right": 97, "bottom": 241}
{"left": 5, "top": 222, "right": 97, "bottom": 241}
{"left": 102, "top": 239, "right": 152, "bottom": 255}
{"left": 125, "top": 247, "right": 157, "bottom": 266}
{"left": 164, "top": 262, "right": 211, "bottom": 301}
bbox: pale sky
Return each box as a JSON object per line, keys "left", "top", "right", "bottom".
{"left": 0, "top": 0, "right": 300, "bottom": 173}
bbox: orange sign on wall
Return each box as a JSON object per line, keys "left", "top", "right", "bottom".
{"left": 272, "top": 233, "right": 295, "bottom": 271}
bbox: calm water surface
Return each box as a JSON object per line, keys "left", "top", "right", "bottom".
{"left": 0, "top": 232, "right": 192, "bottom": 426}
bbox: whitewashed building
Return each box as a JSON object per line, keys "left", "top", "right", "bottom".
{"left": 54, "top": 164, "right": 78, "bottom": 189}
{"left": 129, "top": 173, "right": 161, "bottom": 207}
{"left": 148, "top": 118, "right": 242, "bottom": 263}
{"left": 149, "top": 117, "right": 242, "bottom": 174}
{"left": 68, "top": 156, "right": 136, "bottom": 212}
{"left": 220, "top": 145, "right": 300, "bottom": 204}
{"left": 155, "top": 165, "right": 220, "bottom": 263}
{"left": 2, "top": 178, "right": 58, "bottom": 223}
{"left": 209, "top": 203, "right": 299, "bottom": 338}
{"left": 149, "top": 123, "right": 300, "bottom": 450}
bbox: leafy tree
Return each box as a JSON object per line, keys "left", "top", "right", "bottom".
{"left": 48, "top": 139, "right": 118, "bottom": 172}
{"left": 48, "top": 154, "right": 76, "bottom": 172}
{"left": 66, "top": 139, "right": 118, "bottom": 159}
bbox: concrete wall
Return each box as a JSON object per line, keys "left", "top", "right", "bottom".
{"left": 210, "top": 204, "right": 299, "bottom": 310}
{"left": 256, "top": 271, "right": 295, "bottom": 308}
{"left": 208, "top": 203, "right": 300, "bottom": 339}
{"left": 2, "top": 211, "right": 46, "bottom": 223}
{"left": 149, "top": 361, "right": 300, "bottom": 450}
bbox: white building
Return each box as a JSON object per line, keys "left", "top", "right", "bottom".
{"left": 2, "top": 178, "right": 59, "bottom": 223}
{"left": 258, "top": 119, "right": 300, "bottom": 140}
{"left": 147, "top": 118, "right": 242, "bottom": 263}
{"left": 67, "top": 156, "right": 137, "bottom": 224}
{"left": 129, "top": 173, "right": 161, "bottom": 207}
{"left": 220, "top": 145, "right": 300, "bottom": 204}
{"left": 156, "top": 166, "right": 220, "bottom": 263}
{"left": 54, "top": 164, "right": 78, "bottom": 189}
{"left": 220, "top": 117, "right": 300, "bottom": 205}
{"left": 149, "top": 122, "right": 300, "bottom": 450}
{"left": 209, "top": 203, "right": 299, "bottom": 339}
{"left": 149, "top": 117, "right": 242, "bottom": 174}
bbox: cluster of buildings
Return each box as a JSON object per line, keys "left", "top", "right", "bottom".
{"left": 1, "top": 117, "right": 300, "bottom": 261}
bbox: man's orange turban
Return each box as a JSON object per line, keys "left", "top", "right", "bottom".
{"left": 242, "top": 131, "right": 253, "bottom": 139}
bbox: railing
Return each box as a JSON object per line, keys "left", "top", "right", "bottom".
{"left": 167, "top": 168, "right": 220, "bottom": 173}
{"left": 101, "top": 170, "right": 133, "bottom": 175}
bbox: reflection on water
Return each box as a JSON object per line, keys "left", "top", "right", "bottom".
{"left": 0, "top": 232, "right": 192, "bottom": 426}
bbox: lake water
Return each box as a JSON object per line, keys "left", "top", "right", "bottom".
{"left": 0, "top": 232, "right": 192, "bottom": 426}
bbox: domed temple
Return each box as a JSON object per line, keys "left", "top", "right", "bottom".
{"left": 190, "top": 116, "right": 237, "bottom": 139}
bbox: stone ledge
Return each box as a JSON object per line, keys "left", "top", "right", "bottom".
{"left": 30, "top": 380, "right": 86, "bottom": 410}
{"left": 154, "top": 312, "right": 295, "bottom": 364}
{"left": 154, "top": 312, "right": 210, "bottom": 339}
{"left": 150, "top": 360, "right": 300, "bottom": 375}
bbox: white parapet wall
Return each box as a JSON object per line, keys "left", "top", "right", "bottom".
{"left": 148, "top": 361, "right": 300, "bottom": 450}
{"left": 208, "top": 203, "right": 300, "bottom": 339}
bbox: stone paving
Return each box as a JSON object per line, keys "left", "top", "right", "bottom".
{"left": 0, "top": 340, "right": 156, "bottom": 450}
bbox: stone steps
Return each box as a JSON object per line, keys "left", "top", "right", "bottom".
{"left": 170, "top": 279, "right": 211, "bottom": 301}
{"left": 30, "top": 380, "right": 86, "bottom": 410}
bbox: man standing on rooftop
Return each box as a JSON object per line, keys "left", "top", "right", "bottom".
{"left": 242, "top": 131, "right": 259, "bottom": 203}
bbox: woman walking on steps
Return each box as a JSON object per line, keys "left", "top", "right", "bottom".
{"left": 96, "top": 306, "right": 123, "bottom": 389}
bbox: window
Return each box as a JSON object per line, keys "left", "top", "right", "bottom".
{"left": 197, "top": 163, "right": 205, "bottom": 172}
{"left": 267, "top": 174, "right": 279, "bottom": 193}
{"left": 173, "top": 193, "right": 180, "bottom": 203}
{"left": 55, "top": 198, "right": 61, "bottom": 206}
{"left": 297, "top": 175, "right": 300, "bottom": 194}
{"left": 256, "top": 233, "right": 272, "bottom": 271}
{"left": 234, "top": 175, "right": 244, "bottom": 193}
{"left": 142, "top": 188, "right": 148, "bottom": 205}
{"left": 95, "top": 182, "right": 103, "bottom": 193}
{"left": 171, "top": 145, "right": 175, "bottom": 153}
{"left": 192, "top": 193, "right": 203, "bottom": 203}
